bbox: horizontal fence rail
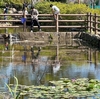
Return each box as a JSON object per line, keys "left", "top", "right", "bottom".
{"left": 0, "top": 13, "right": 99, "bottom": 34}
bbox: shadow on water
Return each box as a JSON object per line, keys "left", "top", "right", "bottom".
{"left": 0, "top": 31, "right": 100, "bottom": 98}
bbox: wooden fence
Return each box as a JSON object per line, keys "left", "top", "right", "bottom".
{"left": 0, "top": 13, "right": 100, "bottom": 34}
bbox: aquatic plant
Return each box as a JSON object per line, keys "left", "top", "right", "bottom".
{"left": 4, "top": 78, "right": 100, "bottom": 99}
{"left": 5, "top": 76, "right": 21, "bottom": 99}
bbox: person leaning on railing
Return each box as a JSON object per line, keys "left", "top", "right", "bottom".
{"left": 50, "top": 4, "right": 60, "bottom": 20}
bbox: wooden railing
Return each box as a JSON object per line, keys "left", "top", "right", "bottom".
{"left": 0, "top": 13, "right": 100, "bottom": 34}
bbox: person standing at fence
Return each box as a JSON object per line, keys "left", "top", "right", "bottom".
{"left": 22, "top": 2, "right": 27, "bottom": 11}
{"left": 30, "top": 6, "right": 41, "bottom": 32}
{"left": 21, "top": 2, "right": 28, "bottom": 25}
{"left": 22, "top": 2, "right": 28, "bottom": 19}
{"left": 4, "top": 4, "right": 9, "bottom": 20}
{"left": 50, "top": 4, "right": 60, "bottom": 20}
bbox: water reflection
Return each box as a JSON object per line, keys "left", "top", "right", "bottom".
{"left": 31, "top": 56, "right": 49, "bottom": 85}
{"left": 1, "top": 56, "right": 100, "bottom": 87}
{"left": 0, "top": 34, "right": 100, "bottom": 94}
{"left": 52, "top": 60, "right": 60, "bottom": 74}
{"left": 0, "top": 63, "right": 13, "bottom": 91}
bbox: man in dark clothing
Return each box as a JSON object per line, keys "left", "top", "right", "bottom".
{"left": 30, "top": 6, "right": 41, "bottom": 32}
{"left": 22, "top": 2, "right": 27, "bottom": 11}
{"left": 4, "top": 4, "right": 9, "bottom": 20}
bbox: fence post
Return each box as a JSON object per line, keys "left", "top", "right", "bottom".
{"left": 23, "top": 11, "right": 26, "bottom": 32}
{"left": 91, "top": 13, "right": 94, "bottom": 34}
{"left": 90, "top": 13, "right": 92, "bottom": 34}
{"left": 87, "top": 13, "right": 90, "bottom": 33}
{"left": 56, "top": 14, "right": 59, "bottom": 61}
{"left": 94, "top": 13, "right": 98, "bottom": 34}
{"left": 56, "top": 14, "right": 59, "bottom": 32}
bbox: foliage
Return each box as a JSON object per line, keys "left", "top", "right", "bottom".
{"left": 0, "top": 0, "right": 28, "bottom": 5}
{"left": 35, "top": 1, "right": 100, "bottom": 15}
{"left": 5, "top": 78, "right": 100, "bottom": 98}
{"left": 35, "top": 1, "right": 67, "bottom": 14}
{"left": 0, "top": 1, "right": 100, "bottom": 15}
{"left": 35, "top": 1, "right": 100, "bottom": 30}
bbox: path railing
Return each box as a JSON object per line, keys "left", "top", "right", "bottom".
{"left": 0, "top": 13, "right": 100, "bottom": 34}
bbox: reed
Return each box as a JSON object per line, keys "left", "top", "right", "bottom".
{"left": 5, "top": 76, "right": 21, "bottom": 99}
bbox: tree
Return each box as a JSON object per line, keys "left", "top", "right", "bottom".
{"left": 78, "top": 0, "right": 80, "bottom": 4}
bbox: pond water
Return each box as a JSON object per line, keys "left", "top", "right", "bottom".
{"left": 1, "top": 53, "right": 100, "bottom": 88}
{"left": 0, "top": 36, "right": 100, "bottom": 91}
{"left": 0, "top": 30, "right": 100, "bottom": 99}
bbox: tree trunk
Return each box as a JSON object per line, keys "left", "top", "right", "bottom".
{"left": 78, "top": 0, "right": 80, "bottom": 4}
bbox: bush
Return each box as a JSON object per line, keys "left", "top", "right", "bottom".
{"left": 0, "top": 1, "right": 100, "bottom": 15}
{"left": 35, "top": 1, "right": 100, "bottom": 15}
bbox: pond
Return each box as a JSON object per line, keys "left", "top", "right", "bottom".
{"left": 0, "top": 30, "right": 100, "bottom": 98}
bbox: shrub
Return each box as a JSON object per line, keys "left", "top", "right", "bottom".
{"left": 35, "top": 1, "right": 100, "bottom": 15}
